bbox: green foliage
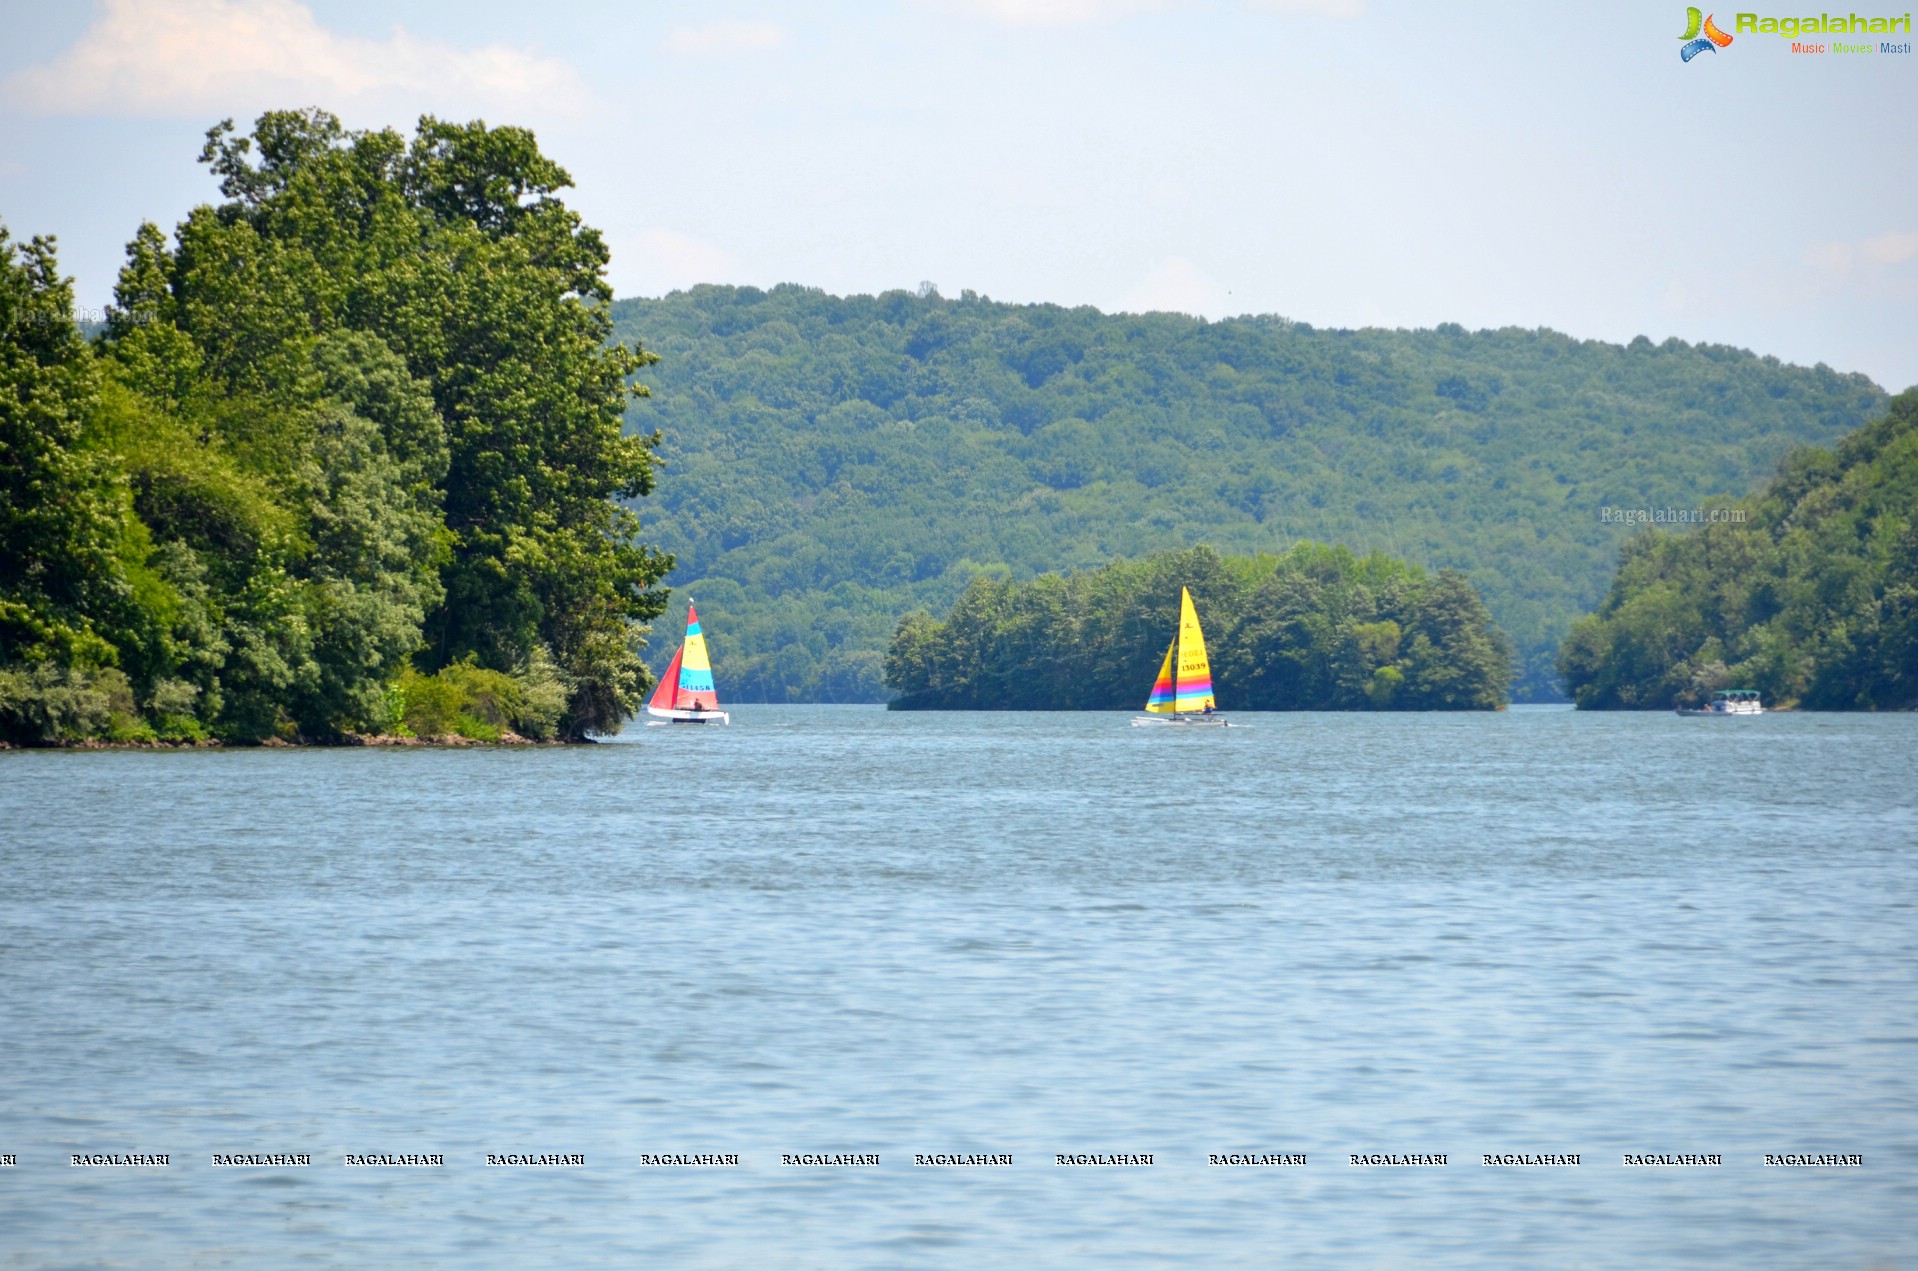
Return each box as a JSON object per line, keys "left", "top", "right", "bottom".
{"left": 513, "top": 644, "right": 571, "bottom": 740}
{"left": 612, "top": 286, "right": 1884, "bottom": 704}
{"left": 0, "top": 663, "right": 136, "bottom": 743}
{"left": 885, "top": 544, "right": 1512, "bottom": 710}
{"left": 188, "top": 109, "right": 671, "bottom": 737}
{"left": 0, "top": 108, "right": 669, "bottom": 744}
{"left": 1560, "top": 388, "right": 1918, "bottom": 709}
{"left": 398, "top": 649, "right": 568, "bottom": 740}
{"left": 0, "top": 225, "right": 131, "bottom": 677}
{"left": 399, "top": 659, "right": 505, "bottom": 740}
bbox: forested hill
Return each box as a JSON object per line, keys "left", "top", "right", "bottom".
{"left": 1559, "top": 388, "right": 1918, "bottom": 710}
{"left": 611, "top": 284, "right": 1888, "bottom": 702}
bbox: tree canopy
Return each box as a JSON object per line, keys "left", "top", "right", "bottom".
{"left": 611, "top": 284, "right": 1885, "bottom": 704}
{"left": 885, "top": 544, "right": 1512, "bottom": 711}
{"left": 1, "top": 110, "right": 669, "bottom": 745}
{"left": 1559, "top": 388, "right": 1918, "bottom": 710}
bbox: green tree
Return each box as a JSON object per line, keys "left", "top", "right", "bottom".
{"left": 612, "top": 284, "right": 1884, "bottom": 703}
{"left": 0, "top": 226, "right": 126, "bottom": 672}
{"left": 887, "top": 544, "right": 1511, "bottom": 711}
{"left": 4, "top": 109, "right": 673, "bottom": 744}
{"left": 1398, "top": 569, "right": 1514, "bottom": 709}
{"left": 157, "top": 109, "right": 671, "bottom": 736}
{"left": 1561, "top": 388, "right": 1918, "bottom": 709}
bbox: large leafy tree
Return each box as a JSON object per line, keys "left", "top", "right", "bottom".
{"left": 1, "top": 226, "right": 125, "bottom": 668}
{"left": 0, "top": 227, "right": 160, "bottom": 743}
{"left": 4, "top": 110, "right": 671, "bottom": 744}
{"left": 132, "top": 109, "right": 670, "bottom": 736}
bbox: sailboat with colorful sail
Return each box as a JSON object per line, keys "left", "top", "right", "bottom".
{"left": 1132, "top": 586, "right": 1228, "bottom": 727}
{"left": 644, "top": 601, "right": 731, "bottom": 725}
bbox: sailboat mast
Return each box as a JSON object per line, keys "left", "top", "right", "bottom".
{"left": 1171, "top": 590, "right": 1183, "bottom": 715}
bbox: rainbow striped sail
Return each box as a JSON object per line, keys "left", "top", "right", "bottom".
{"left": 1142, "top": 587, "right": 1217, "bottom": 715}
{"left": 645, "top": 601, "right": 730, "bottom": 724}
{"left": 1145, "top": 639, "right": 1179, "bottom": 711}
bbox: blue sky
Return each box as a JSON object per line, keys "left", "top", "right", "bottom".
{"left": 4, "top": 0, "right": 1914, "bottom": 389}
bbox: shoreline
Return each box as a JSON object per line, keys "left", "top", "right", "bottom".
{"left": 0, "top": 731, "right": 583, "bottom": 751}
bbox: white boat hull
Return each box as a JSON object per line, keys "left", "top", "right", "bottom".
{"left": 1132, "top": 715, "right": 1230, "bottom": 727}
{"left": 644, "top": 706, "right": 731, "bottom": 725}
{"left": 1677, "top": 690, "right": 1762, "bottom": 715}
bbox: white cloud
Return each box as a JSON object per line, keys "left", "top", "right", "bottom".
{"left": 1861, "top": 230, "right": 1918, "bottom": 267}
{"left": 1245, "top": 0, "right": 1366, "bottom": 16}
{"left": 663, "top": 20, "right": 788, "bottom": 56}
{"left": 4, "top": 0, "right": 585, "bottom": 119}
{"left": 942, "top": 0, "right": 1185, "bottom": 26}
{"left": 1805, "top": 240, "right": 1854, "bottom": 273}
{"left": 1111, "top": 256, "right": 1227, "bottom": 317}
{"left": 1807, "top": 231, "right": 1918, "bottom": 274}
{"left": 940, "top": 0, "right": 1363, "bottom": 28}
{"left": 632, "top": 229, "right": 741, "bottom": 294}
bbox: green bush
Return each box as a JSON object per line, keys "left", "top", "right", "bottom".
{"left": 0, "top": 663, "right": 135, "bottom": 743}
{"left": 397, "top": 648, "right": 571, "bottom": 740}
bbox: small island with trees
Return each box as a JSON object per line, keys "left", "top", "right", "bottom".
{"left": 885, "top": 545, "right": 1512, "bottom": 711}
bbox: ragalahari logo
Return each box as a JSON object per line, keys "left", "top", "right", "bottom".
{"left": 1679, "top": 7, "right": 1736, "bottom": 58}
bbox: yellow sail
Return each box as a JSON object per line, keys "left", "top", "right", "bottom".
{"left": 1142, "top": 588, "right": 1217, "bottom": 714}
{"left": 1172, "top": 587, "right": 1215, "bottom": 712}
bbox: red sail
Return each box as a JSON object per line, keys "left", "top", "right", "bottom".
{"left": 647, "top": 644, "right": 684, "bottom": 712}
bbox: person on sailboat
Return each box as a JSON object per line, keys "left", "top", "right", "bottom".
{"left": 1203, "top": 700, "right": 1215, "bottom": 715}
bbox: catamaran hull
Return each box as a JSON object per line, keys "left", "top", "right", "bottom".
{"left": 644, "top": 707, "right": 731, "bottom": 725}
{"left": 1131, "top": 715, "right": 1230, "bottom": 727}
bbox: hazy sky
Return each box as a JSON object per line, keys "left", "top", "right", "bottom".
{"left": 4, "top": 0, "right": 1914, "bottom": 389}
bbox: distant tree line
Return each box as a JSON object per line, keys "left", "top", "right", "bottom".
{"left": 884, "top": 545, "right": 1513, "bottom": 711}
{"left": 612, "top": 283, "right": 1886, "bottom": 705}
{"left": 1559, "top": 388, "right": 1918, "bottom": 709}
{"left": 0, "top": 109, "right": 669, "bottom": 745}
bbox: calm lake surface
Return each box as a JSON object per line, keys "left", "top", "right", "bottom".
{"left": 2, "top": 706, "right": 1914, "bottom": 1268}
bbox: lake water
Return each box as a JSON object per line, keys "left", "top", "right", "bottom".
{"left": 1, "top": 705, "right": 1914, "bottom": 1268}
